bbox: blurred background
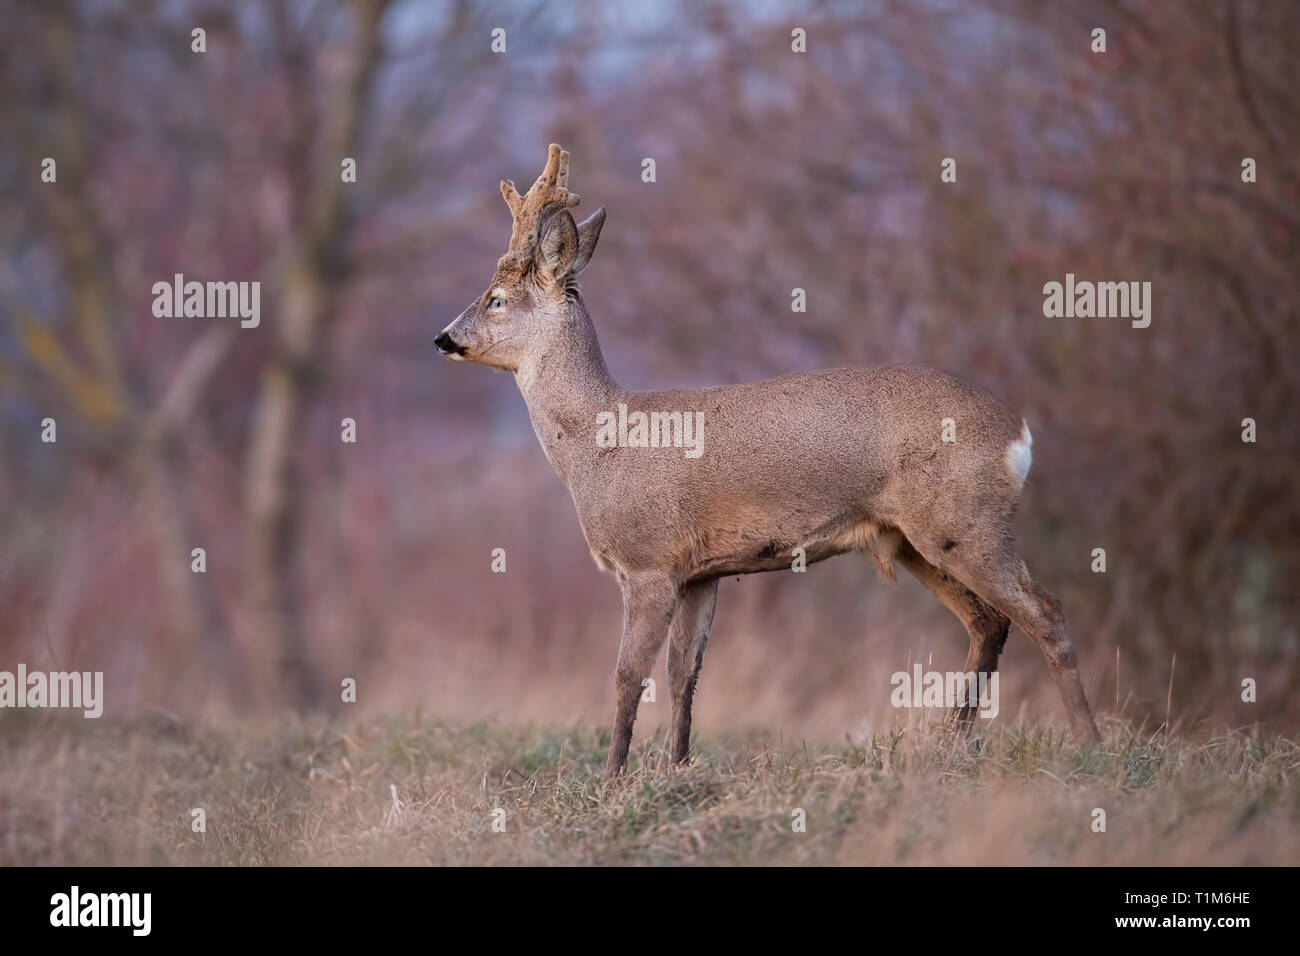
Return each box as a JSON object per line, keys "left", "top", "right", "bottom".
{"left": 1, "top": 0, "right": 1296, "bottom": 738}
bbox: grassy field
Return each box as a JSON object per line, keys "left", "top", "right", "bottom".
{"left": 0, "top": 712, "right": 1295, "bottom": 866}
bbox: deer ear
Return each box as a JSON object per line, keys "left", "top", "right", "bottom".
{"left": 539, "top": 209, "right": 579, "bottom": 278}
{"left": 571, "top": 206, "right": 606, "bottom": 276}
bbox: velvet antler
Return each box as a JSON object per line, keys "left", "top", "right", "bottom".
{"left": 499, "top": 144, "right": 582, "bottom": 264}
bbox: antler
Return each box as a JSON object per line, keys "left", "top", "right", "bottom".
{"left": 500, "top": 144, "right": 581, "bottom": 263}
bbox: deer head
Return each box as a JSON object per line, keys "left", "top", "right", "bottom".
{"left": 436, "top": 144, "right": 606, "bottom": 372}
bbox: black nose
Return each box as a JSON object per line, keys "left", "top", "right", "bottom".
{"left": 435, "top": 332, "right": 464, "bottom": 355}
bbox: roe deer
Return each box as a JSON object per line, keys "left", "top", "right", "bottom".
{"left": 436, "top": 145, "right": 1102, "bottom": 776}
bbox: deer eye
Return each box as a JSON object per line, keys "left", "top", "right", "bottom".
{"left": 489, "top": 296, "right": 506, "bottom": 310}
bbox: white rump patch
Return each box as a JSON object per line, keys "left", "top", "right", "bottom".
{"left": 1005, "top": 420, "right": 1033, "bottom": 488}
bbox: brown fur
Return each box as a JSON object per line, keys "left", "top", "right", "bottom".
{"left": 437, "top": 146, "right": 1102, "bottom": 775}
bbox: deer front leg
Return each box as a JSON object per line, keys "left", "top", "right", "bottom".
{"left": 667, "top": 578, "right": 718, "bottom": 765}
{"left": 604, "top": 572, "right": 679, "bottom": 778}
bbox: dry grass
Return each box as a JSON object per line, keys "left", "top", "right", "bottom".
{"left": 0, "top": 711, "right": 1294, "bottom": 866}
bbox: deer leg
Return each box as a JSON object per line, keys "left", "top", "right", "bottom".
{"left": 1010, "top": 567, "right": 1101, "bottom": 745}
{"left": 605, "top": 572, "right": 679, "bottom": 778}
{"left": 666, "top": 578, "right": 718, "bottom": 765}
{"left": 923, "top": 539, "right": 1101, "bottom": 745}
{"left": 895, "top": 540, "right": 1009, "bottom": 730}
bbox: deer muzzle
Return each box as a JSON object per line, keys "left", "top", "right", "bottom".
{"left": 434, "top": 331, "right": 467, "bottom": 357}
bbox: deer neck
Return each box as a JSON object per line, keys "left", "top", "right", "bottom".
{"left": 514, "top": 297, "right": 618, "bottom": 486}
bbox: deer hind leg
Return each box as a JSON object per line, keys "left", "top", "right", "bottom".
{"left": 605, "top": 572, "right": 679, "bottom": 778}
{"left": 909, "top": 532, "right": 1102, "bottom": 745}
{"left": 895, "top": 539, "right": 1009, "bottom": 730}
{"left": 666, "top": 578, "right": 718, "bottom": 765}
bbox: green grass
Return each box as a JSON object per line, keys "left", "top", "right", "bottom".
{"left": 0, "top": 712, "right": 1295, "bottom": 865}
